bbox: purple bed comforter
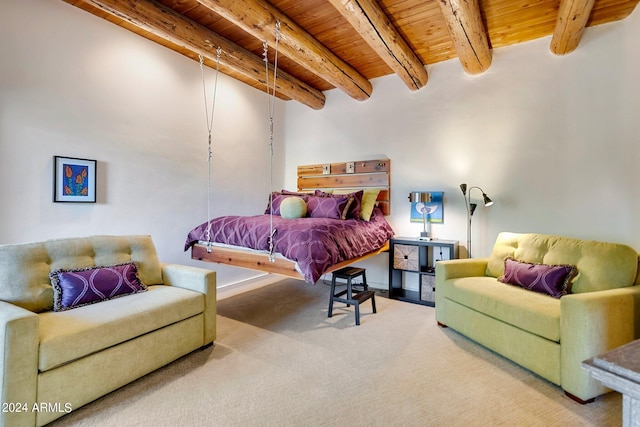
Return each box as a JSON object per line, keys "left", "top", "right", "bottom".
{"left": 184, "top": 208, "right": 395, "bottom": 283}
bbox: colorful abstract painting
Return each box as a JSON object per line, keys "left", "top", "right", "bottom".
{"left": 54, "top": 156, "right": 96, "bottom": 203}
{"left": 63, "top": 163, "right": 89, "bottom": 196}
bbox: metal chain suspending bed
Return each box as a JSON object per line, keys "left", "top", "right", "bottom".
{"left": 197, "top": 22, "right": 281, "bottom": 261}
{"left": 198, "top": 47, "right": 222, "bottom": 253}
{"left": 264, "top": 21, "right": 281, "bottom": 263}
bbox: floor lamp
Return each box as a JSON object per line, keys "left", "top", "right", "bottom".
{"left": 460, "top": 184, "right": 493, "bottom": 258}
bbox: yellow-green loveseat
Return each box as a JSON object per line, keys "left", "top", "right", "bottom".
{"left": 0, "top": 235, "right": 216, "bottom": 427}
{"left": 435, "top": 232, "right": 640, "bottom": 403}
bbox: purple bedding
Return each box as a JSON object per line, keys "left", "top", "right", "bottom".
{"left": 185, "top": 208, "right": 395, "bottom": 283}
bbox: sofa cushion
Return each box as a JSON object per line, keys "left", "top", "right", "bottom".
{"left": 498, "top": 258, "right": 577, "bottom": 298}
{"left": 443, "top": 276, "right": 561, "bottom": 342}
{"left": 0, "top": 235, "right": 163, "bottom": 313}
{"left": 37, "top": 285, "right": 203, "bottom": 372}
{"left": 50, "top": 262, "right": 147, "bottom": 311}
{"left": 486, "top": 232, "right": 638, "bottom": 294}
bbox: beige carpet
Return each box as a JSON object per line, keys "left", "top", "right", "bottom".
{"left": 50, "top": 278, "right": 621, "bottom": 427}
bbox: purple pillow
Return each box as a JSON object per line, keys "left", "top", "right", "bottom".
{"left": 498, "top": 257, "right": 577, "bottom": 298}
{"left": 315, "top": 190, "right": 363, "bottom": 220}
{"left": 306, "top": 194, "right": 353, "bottom": 219}
{"left": 265, "top": 191, "right": 308, "bottom": 215}
{"left": 50, "top": 262, "right": 147, "bottom": 311}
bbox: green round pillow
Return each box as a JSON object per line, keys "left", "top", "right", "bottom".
{"left": 280, "top": 196, "right": 307, "bottom": 219}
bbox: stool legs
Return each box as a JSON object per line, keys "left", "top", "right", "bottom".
{"left": 371, "top": 293, "right": 376, "bottom": 314}
{"left": 328, "top": 269, "right": 375, "bottom": 325}
{"left": 362, "top": 270, "right": 376, "bottom": 314}
{"left": 347, "top": 276, "right": 360, "bottom": 325}
{"left": 328, "top": 275, "right": 336, "bottom": 318}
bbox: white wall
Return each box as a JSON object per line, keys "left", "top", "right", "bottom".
{"left": 284, "top": 7, "right": 640, "bottom": 287}
{"left": 2, "top": 0, "right": 639, "bottom": 290}
{"left": 0, "top": 0, "right": 285, "bottom": 286}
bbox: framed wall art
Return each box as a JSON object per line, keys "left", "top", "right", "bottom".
{"left": 53, "top": 156, "right": 97, "bottom": 203}
{"left": 410, "top": 191, "right": 443, "bottom": 223}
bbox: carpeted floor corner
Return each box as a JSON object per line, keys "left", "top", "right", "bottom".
{"left": 50, "top": 278, "right": 621, "bottom": 427}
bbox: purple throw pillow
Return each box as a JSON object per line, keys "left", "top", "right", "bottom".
{"left": 50, "top": 262, "right": 147, "bottom": 311}
{"left": 315, "top": 190, "right": 363, "bottom": 220}
{"left": 306, "top": 195, "right": 353, "bottom": 219}
{"left": 265, "top": 191, "right": 309, "bottom": 215}
{"left": 498, "top": 257, "right": 577, "bottom": 298}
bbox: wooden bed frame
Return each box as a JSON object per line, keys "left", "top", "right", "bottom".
{"left": 191, "top": 158, "right": 391, "bottom": 280}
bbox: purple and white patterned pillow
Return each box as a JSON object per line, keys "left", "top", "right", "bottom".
{"left": 50, "top": 262, "right": 147, "bottom": 311}
{"left": 315, "top": 190, "right": 363, "bottom": 220}
{"left": 498, "top": 257, "right": 577, "bottom": 298}
{"left": 265, "top": 191, "right": 309, "bottom": 215}
{"left": 306, "top": 194, "right": 353, "bottom": 219}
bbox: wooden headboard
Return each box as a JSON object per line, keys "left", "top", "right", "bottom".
{"left": 296, "top": 159, "right": 391, "bottom": 215}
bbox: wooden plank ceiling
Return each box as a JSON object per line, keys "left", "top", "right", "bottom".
{"left": 64, "top": 0, "right": 639, "bottom": 110}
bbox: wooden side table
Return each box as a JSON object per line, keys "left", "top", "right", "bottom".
{"left": 582, "top": 339, "right": 640, "bottom": 426}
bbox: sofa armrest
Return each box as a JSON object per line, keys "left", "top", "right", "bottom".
{"left": 435, "top": 258, "right": 489, "bottom": 325}
{"left": 560, "top": 285, "right": 640, "bottom": 401}
{"left": 161, "top": 263, "right": 217, "bottom": 345}
{"left": 436, "top": 258, "right": 489, "bottom": 281}
{"left": 0, "top": 301, "right": 39, "bottom": 427}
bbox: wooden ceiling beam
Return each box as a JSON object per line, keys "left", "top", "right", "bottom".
{"left": 437, "top": 0, "right": 492, "bottom": 75}
{"left": 327, "top": 0, "right": 428, "bottom": 91}
{"left": 550, "top": 0, "right": 596, "bottom": 55}
{"left": 81, "top": 0, "right": 325, "bottom": 110}
{"left": 196, "top": 0, "right": 372, "bottom": 101}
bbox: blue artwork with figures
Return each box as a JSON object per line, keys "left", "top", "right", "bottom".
{"left": 410, "top": 192, "right": 443, "bottom": 223}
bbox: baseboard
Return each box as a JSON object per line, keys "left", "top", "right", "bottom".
{"left": 318, "top": 273, "right": 387, "bottom": 290}
{"left": 218, "top": 273, "right": 387, "bottom": 300}
{"left": 217, "top": 274, "right": 284, "bottom": 299}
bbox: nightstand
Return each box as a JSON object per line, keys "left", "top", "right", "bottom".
{"left": 388, "top": 237, "right": 458, "bottom": 306}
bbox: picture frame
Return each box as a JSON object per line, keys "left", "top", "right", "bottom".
{"left": 410, "top": 191, "right": 443, "bottom": 223}
{"left": 53, "top": 156, "right": 97, "bottom": 203}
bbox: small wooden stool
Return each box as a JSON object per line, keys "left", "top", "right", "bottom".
{"left": 328, "top": 267, "right": 376, "bottom": 325}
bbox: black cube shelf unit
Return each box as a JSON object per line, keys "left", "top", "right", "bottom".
{"left": 388, "top": 237, "right": 459, "bottom": 306}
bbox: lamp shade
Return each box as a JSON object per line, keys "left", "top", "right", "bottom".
{"left": 459, "top": 183, "right": 494, "bottom": 258}
{"left": 409, "top": 192, "right": 432, "bottom": 203}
